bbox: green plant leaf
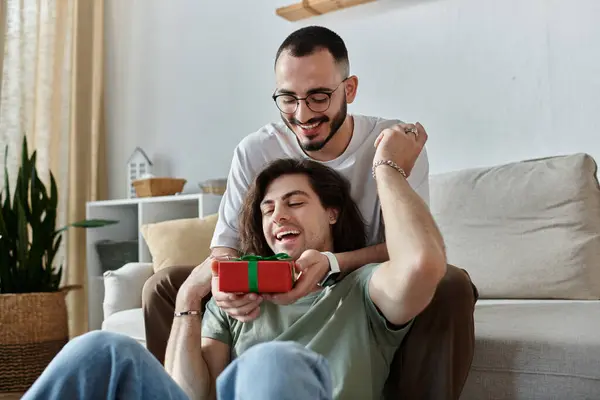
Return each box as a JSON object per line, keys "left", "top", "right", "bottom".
{"left": 50, "top": 264, "right": 63, "bottom": 292}
{"left": 0, "top": 190, "right": 7, "bottom": 236}
{"left": 0, "top": 190, "right": 11, "bottom": 292}
{"left": 49, "top": 171, "right": 58, "bottom": 210}
{"left": 16, "top": 138, "right": 31, "bottom": 221}
{"left": 3, "top": 144, "right": 10, "bottom": 209}
{"left": 16, "top": 199, "right": 29, "bottom": 290}
{"left": 54, "top": 219, "right": 119, "bottom": 234}
{"left": 46, "top": 234, "right": 62, "bottom": 272}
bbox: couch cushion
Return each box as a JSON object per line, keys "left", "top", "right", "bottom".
{"left": 141, "top": 214, "right": 218, "bottom": 273}
{"left": 462, "top": 301, "right": 600, "bottom": 399}
{"left": 101, "top": 308, "right": 146, "bottom": 347}
{"left": 103, "top": 262, "right": 154, "bottom": 319}
{"left": 430, "top": 153, "right": 600, "bottom": 299}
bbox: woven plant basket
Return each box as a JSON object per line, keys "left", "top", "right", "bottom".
{"left": 0, "top": 290, "right": 69, "bottom": 393}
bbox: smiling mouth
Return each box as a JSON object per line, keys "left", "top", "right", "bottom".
{"left": 297, "top": 121, "right": 322, "bottom": 130}
{"left": 276, "top": 230, "right": 300, "bottom": 241}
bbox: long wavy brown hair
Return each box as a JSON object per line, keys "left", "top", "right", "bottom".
{"left": 239, "top": 158, "right": 367, "bottom": 256}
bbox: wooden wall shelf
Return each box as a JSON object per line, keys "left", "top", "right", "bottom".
{"left": 276, "top": 0, "right": 376, "bottom": 22}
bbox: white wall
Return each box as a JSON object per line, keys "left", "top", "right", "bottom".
{"left": 105, "top": 0, "right": 600, "bottom": 200}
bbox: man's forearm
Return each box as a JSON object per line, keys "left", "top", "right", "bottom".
{"left": 377, "top": 167, "right": 446, "bottom": 275}
{"left": 165, "top": 297, "right": 212, "bottom": 399}
{"left": 336, "top": 243, "right": 389, "bottom": 275}
{"left": 210, "top": 246, "right": 239, "bottom": 259}
{"left": 366, "top": 166, "right": 448, "bottom": 325}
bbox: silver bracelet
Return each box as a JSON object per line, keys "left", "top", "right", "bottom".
{"left": 372, "top": 160, "right": 407, "bottom": 179}
{"left": 174, "top": 310, "right": 203, "bottom": 317}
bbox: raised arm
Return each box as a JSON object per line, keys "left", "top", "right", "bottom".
{"left": 336, "top": 146, "right": 430, "bottom": 274}
{"left": 368, "top": 123, "right": 447, "bottom": 326}
{"left": 165, "top": 260, "right": 231, "bottom": 399}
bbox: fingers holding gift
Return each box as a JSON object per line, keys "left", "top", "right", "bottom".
{"left": 221, "top": 297, "right": 263, "bottom": 319}
{"left": 214, "top": 292, "right": 262, "bottom": 310}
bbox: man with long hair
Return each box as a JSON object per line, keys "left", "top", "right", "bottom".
{"left": 23, "top": 124, "right": 450, "bottom": 400}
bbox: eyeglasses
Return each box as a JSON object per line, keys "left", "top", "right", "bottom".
{"left": 272, "top": 79, "right": 347, "bottom": 114}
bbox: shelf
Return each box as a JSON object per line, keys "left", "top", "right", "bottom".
{"left": 85, "top": 193, "right": 222, "bottom": 331}
{"left": 276, "top": 0, "right": 376, "bottom": 21}
{"left": 87, "top": 193, "right": 221, "bottom": 206}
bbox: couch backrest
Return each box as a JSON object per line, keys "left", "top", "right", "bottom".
{"left": 430, "top": 153, "right": 600, "bottom": 300}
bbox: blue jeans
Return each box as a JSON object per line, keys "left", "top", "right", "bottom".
{"left": 22, "top": 331, "right": 332, "bottom": 400}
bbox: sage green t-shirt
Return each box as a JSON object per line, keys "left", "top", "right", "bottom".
{"left": 202, "top": 263, "right": 413, "bottom": 400}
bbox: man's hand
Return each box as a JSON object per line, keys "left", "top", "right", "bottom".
{"left": 265, "top": 249, "right": 329, "bottom": 305}
{"left": 211, "top": 258, "right": 264, "bottom": 323}
{"left": 374, "top": 122, "right": 428, "bottom": 176}
{"left": 206, "top": 248, "right": 263, "bottom": 323}
{"left": 176, "top": 257, "right": 214, "bottom": 311}
{"left": 211, "top": 284, "right": 264, "bottom": 323}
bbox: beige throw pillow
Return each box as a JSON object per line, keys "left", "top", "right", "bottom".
{"left": 430, "top": 153, "right": 600, "bottom": 300}
{"left": 141, "top": 214, "right": 219, "bottom": 273}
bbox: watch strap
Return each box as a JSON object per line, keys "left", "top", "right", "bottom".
{"left": 320, "top": 251, "right": 340, "bottom": 273}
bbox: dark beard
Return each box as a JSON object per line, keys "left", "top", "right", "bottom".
{"left": 283, "top": 101, "right": 347, "bottom": 152}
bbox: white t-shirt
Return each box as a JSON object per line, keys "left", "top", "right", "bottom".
{"left": 210, "top": 114, "right": 429, "bottom": 250}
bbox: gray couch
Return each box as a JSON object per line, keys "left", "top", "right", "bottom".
{"left": 102, "top": 153, "right": 600, "bottom": 399}
{"left": 430, "top": 153, "right": 600, "bottom": 399}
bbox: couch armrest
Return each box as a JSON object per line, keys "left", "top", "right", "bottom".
{"left": 103, "top": 262, "right": 154, "bottom": 320}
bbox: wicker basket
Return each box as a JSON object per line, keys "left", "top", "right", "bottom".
{"left": 0, "top": 291, "right": 69, "bottom": 393}
{"left": 198, "top": 178, "right": 227, "bottom": 195}
{"left": 133, "top": 177, "right": 186, "bottom": 197}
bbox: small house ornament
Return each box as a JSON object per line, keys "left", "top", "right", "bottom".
{"left": 127, "top": 147, "right": 153, "bottom": 198}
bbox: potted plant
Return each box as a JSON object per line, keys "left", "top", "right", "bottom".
{"left": 0, "top": 137, "right": 118, "bottom": 393}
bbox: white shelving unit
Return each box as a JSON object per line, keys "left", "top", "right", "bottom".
{"left": 85, "top": 193, "right": 222, "bottom": 331}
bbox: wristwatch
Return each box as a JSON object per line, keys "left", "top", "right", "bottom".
{"left": 318, "top": 251, "right": 341, "bottom": 287}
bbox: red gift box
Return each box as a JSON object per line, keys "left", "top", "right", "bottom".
{"left": 217, "top": 255, "right": 296, "bottom": 293}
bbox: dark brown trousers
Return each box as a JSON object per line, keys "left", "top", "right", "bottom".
{"left": 142, "top": 264, "right": 478, "bottom": 400}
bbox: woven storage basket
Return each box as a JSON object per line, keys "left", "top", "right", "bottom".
{"left": 199, "top": 178, "right": 227, "bottom": 195}
{"left": 0, "top": 291, "right": 69, "bottom": 393}
{"left": 133, "top": 177, "right": 186, "bottom": 197}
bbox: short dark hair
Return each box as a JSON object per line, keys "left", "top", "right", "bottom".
{"left": 274, "top": 26, "right": 350, "bottom": 78}
{"left": 239, "top": 158, "right": 366, "bottom": 256}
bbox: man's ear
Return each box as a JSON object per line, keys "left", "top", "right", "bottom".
{"left": 344, "top": 75, "right": 358, "bottom": 104}
{"left": 328, "top": 208, "right": 339, "bottom": 225}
